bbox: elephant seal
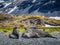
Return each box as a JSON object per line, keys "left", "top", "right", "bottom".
{"left": 22, "top": 27, "right": 57, "bottom": 39}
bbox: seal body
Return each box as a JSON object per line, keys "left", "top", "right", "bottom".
{"left": 9, "top": 27, "right": 19, "bottom": 39}
{"left": 22, "top": 27, "right": 56, "bottom": 38}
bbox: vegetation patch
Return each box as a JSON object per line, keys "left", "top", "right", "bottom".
{"left": 0, "top": 27, "right": 60, "bottom": 34}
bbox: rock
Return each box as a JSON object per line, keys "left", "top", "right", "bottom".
{"left": 22, "top": 27, "right": 57, "bottom": 39}
{"left": 9, "top": 27, "right": 19, "bottom": 39}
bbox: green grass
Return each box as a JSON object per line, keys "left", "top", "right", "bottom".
{"left": 0, "top": 27, "right": 25, "bottom": 33}
{"left": 0, "top": 26, "right": 60, "bottom": 34}
{"left": 37, "top": 26, "right": 60, "bottom": 33}
{"left": 0, "top": 27, "right": 13, "bottom": 33}
{"left": 45, "top": 29, "right": 60, "bottom": 33}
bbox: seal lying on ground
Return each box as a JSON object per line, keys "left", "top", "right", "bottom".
{"left": 9, "top": 27, "right": 19, "bottom": 39}
{"left": 22, "top": 27, "right": 57, "bottom": 39}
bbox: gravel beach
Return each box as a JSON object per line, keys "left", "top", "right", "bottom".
{"left": 0, "top": 33, "right": 60, "bottom": 45}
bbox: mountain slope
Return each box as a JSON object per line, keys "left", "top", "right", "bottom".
{"left": 0, "top": 0, "right": 60, "bottom": 17}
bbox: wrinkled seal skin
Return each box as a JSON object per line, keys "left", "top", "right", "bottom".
{"left": 22, "top": 27, "right": 57, "bottom": 39}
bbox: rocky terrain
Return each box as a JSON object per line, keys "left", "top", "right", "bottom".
{"left": 0, "top": 32, "right": 60, "bottom": 45}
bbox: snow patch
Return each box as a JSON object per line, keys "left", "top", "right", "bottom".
{"left": 3, "top": 2, "right": 12, "bottom": 8}
{"left": 0, "top": 0, "right": 4, "bottom": 3}
{"left": 45, "top": 24, "right": 51, "bottom": 27}
{"left": 8, "top": 6, "right": 18, "bottom": 14}
{"left": 50, "top": 17, "right": 60, "bottom": 20}
{"left": 32, "top": 0, "right": 36, "bottom": 3}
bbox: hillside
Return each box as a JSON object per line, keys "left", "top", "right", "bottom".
{"left": 0, "top": 13, "right": 15, "bottom": 27}
{"left": 19, "top": 15, "right": 60, "bottom": 26}
{"left": 0, "top": 14, "right": 60, "bottom": 27}
{"left": 0, "top": 14, "right": 60, "bottom": 33}
{"left": 0, "top": 13, "right": 14, "bottom": 21}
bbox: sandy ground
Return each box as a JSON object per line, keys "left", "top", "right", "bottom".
{"left": 0, "top": 33, "right": 60, "bottom": 45}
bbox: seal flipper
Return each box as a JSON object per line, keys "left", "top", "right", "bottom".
{"left": 45, "top": 34, "right": 57, "bottom": 39}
